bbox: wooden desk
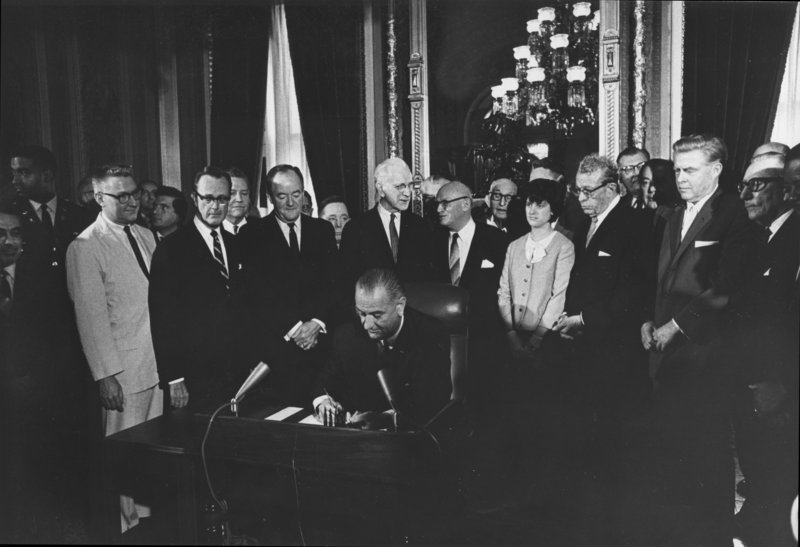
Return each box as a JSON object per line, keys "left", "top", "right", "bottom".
{"left": 100, "top": 404, "right": 461, "bottom": 545}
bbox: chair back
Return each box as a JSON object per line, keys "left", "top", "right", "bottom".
{"left": 404, "top": 282, "right": 469, "bottom": 401}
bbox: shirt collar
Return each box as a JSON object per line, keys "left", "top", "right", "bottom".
{"left": 686, "top": 185, "right": 718, "bottom": 212}
{"left": 193, "top": 215, "right": 223, "bottom": 239}
{"left": 223, "top": 217, "right": 247, "bottom": 233}
{"left": 595, "top": 194, "right": 621, "bottom": 227}
{"left": 3, "top": 262, "right": 15, "bottom": 281}
{"left": 100, "top": 211, "right": 134, "bottom": 232}
{"left": 452, "top": 218, "right": 476, "bottom": 241}
{"left": 377, "top": 203, "right": 399, "bottom": 223}
{"left": 275, "top": 214, "right": 301, "bottom": 230}
{"left": 768, "top": 209, "right": 794, "bottom": 240}
{"left": 385, "top": 314, "right": 405, "bottom": 347}
{"left": 29, "top": 195, "right": 57, "bottom": 215}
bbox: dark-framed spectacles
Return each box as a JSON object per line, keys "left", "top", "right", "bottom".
{"left": 619, "top": 161, "right": 646, "bottom": 175}
{"left": 435, "top": 196, "right": 471, "bottom": 209}
{"left": 489, "top": 192, "right": 517, "bottom": 204}
{"left": 196, "top": 194, "right": 231, "bottom": 205}
{"left": 100, "top": 189, "right": 142, "bottom": 205}
{"left": 569, "top": 180, "right": 613, "bottom": 198}
{"left": 738, "top": 178, "right": 781, "bottom": 194}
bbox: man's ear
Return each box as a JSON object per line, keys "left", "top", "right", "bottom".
{"left": 396, "top": 296, "right": 407, "bottom": 316}
{"left": 375, "top": 181, "right": 385, "bottom": 198}
{"left": 711, "top": 161, "right": 723, "bottom": 179}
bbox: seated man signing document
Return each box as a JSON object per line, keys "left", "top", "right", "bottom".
{"left": 313, "top": 268, "right": 452, "bottom": 429}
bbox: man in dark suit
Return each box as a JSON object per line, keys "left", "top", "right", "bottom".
{"left": 314, "top": 268, "right": 452, "bottom": 429}
{"left": 239, "top": 164, "right": 341, "bottom": 406}
{"left": 616, "top": 146, "right": 650, "bottom": 209}
{"left": 149, "top": 167, "right": 243, "bottom": 410}
{"left": 553, "top": 154, "right": 652, "bottom": 419}
{"left": 151, "top": 186, "right": 187, "bottom": 243}
{"left": 731, "top": 153, "right": 799, "bottom": 547}
{"left": 639, "top": 134, "right": 757, "bottom": 546}
{"left": 223, "top": 167, "right": 258, "bottom": 236}
{"left": 340, "top": 157, "right": 434, "bottom": 287}
{"left": 432, "top": 181, "right": 507, "bottom": 403}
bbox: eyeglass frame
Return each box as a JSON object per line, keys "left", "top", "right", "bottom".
{"left": 195, "top": 193, "right": 231, "bottom": 205}
{"left": 435, "top": 195, "right": 471, "bottom": 209}
{"left": 618, "top": 161, "right": 646, "bottom": 175}
{"left": 489, "top": 192, "right": 517, "bottom": 204}
{"left": 569, "top": 179, "right": 614, "bottom": 198}
{"left": 737, "top": 177, "right": 782, "bottom": 194}
{"left": 100, "top": 189, "right": 142, "bottom": 205}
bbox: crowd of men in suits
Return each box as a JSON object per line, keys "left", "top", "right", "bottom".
{"left": 0, "top": 135, "right": 798, "bottom": 545}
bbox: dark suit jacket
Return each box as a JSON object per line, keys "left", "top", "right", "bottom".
{"left": 317, "top": 307, "right": 452, "bottom": 426}
{"left": 339, "top": 206, "right": 434, "bottom": 289}
{"left": 652, "top": 189, "right": 757, "bottom": 379}
{"left": 732, "top": 211, "right": 799, "bottom": 387}
{"left": 238, "top": 213, "right": 341, "bottom": 404}
{"left": 149, "top": 222, "right": 244, "bottom": 405}
{"left": 431, "top": 222, "right": 508, "bottom": 337}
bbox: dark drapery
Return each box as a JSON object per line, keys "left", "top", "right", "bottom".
{"left": 209, "top": 7, "right": 269, "bottom": 185}
{"left": 682, "top": 1, "right": 797, "bottom": 191}
{"left": 285, "top": 1, "right": 365, "bottom": 214}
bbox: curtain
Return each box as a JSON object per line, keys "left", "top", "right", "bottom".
{"left": 256, "top": 2, "right": 316, "bottom": 216}
{"left": 770, "top": 3, "right": 800, "bottom": 146}
{"left": 682, "top": 1, "right": 797, "bottom": 191}
{"left": 285, "top": 1, "right": 365, "bottom": 214}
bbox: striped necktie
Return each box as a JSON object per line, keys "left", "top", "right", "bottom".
{"left": 210, "top": 230, "right": 229, "bottom": 290}
{"left": 389, "top": 213, "right": 399, "bottom": 263}
{"left": 449, "top": 232, "right": 461, "bottom": 286}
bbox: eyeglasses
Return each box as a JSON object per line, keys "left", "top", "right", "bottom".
{"left": 569, "top": 180, "right": 613, "bottom": 198}
{"left": 738, "top": 178, "right": 781, "bottom": 194}
{"left": 100, "top": 189, "right": 142, "bottom": 204}
{"left": 435, "top": 196, "right": 471, "bottom": 209}
{"left": 490, "top": 192, "right": 517, "bottom": 204}
{"left": 619, "top": 161, "right": 646, "bottom": 175}
{"left": 196, "top": 194, "right": 231, "bottom": 205}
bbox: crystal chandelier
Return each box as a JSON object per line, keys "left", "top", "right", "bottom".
{"left": 491, "top": 1, "right": 599, "bottom": 136}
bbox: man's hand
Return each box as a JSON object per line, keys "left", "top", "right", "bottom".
{"left": 169, "top": 381, "right": 190, "bottom": 409}
{"left": 98, "top": 376, "right": 124, "bottom": 411}
{"left": 652, "top": 320, "right": 680, "bottom": 352}
{"left": 749, "top": 382, "right": 788, "bottom": 416}
{"left": 292, "top": 321, "right": 322, "bottom": 351}
{"left": 641, "top": 321, "right": 657, "bottom": 350}
{"left": 349, "top": 410, "right": 394, "bottom": 430}
{"left": 316, "top": 397, "right": 344, "bottom": 427}
{"left": 552, "top": 314, "right": 583, "bottom": 339}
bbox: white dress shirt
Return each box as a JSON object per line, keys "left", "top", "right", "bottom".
{"left": 449, "top": 219, "right": 476, "bottom": 279}
{"left": 680, "top": 186, "right": 717, "bottom": 241}
{"left": 223, "top": 217, "right": 248, "bottom": 235}
{"left": 275, "top": 215, "right": 302, "bottom": 250}
{"left": 30, "top": 195, "right": 58, "bottom": 222}
{"left": 768, "top": 209, "right": 793, "bottom": 243}
{"left": 594, "top": 194, "right": 621, "bottom": 232}
{"left": 193, "top": 216, "right": 228, "bottom": 270}
{"left": 377, "top": 204, "right": 401, "bottom": 245}
{"left": 2, "top": 263, "right": 15, "bottom": 297}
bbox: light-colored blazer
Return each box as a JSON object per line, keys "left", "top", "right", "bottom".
{"left": 66, "top": 213, "right": 159, "bottom": 394}
{"left": 498, "top": 230, "right": 575, "bottom": 333}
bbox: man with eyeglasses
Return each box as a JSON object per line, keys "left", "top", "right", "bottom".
{"left": 483, "top": 178, "right": 518, "bottom": 233}
{"left": 340, "top": 157, "right": 434, "bottom": 288}
{"left": 432, "top": 181, "right": 507, "bottom": 403}
{"left": 549, "top": 154, "right": 651, "bottom": 527}
{"left": 149, "top": 166, "right": 244, "bottom": 411}
{"left": 616, "top": 146, "right": 650, "bottom": 208}
{"left": 238, "top": 164, "right": 340, "bottom": 406}
{"left": 66, "top": 163, "right": 161, "bottom": 533}
{"left": 636, "top": 134, "right": 757, "bottom": 546}
{"left": 731, "top": 153, "right": 799, "bottom": 547}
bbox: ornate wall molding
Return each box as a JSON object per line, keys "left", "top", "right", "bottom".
{"left": 632, "top": 0, "right": 646, "bottom": 149}
{"left": 386, "top": 0, "right": 400, "bottom": 159}
{"left": 408, "top": 0, "right": 429, "bottom": 216}
{"left": 599, "top": 0, "right": 621, "bottom": 160}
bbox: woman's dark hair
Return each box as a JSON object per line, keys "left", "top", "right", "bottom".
{"left": 524, "top": 178, "right": 566, "bottom": 221}
{"left": 644, "top": 159, "right": 681, "bottom": 208}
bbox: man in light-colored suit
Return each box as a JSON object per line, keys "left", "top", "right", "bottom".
{"left": 66, "top": 164, "right": 162, "bottom": 533}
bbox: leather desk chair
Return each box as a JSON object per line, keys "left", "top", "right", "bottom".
{"left": 404, "top": 282, "right": 469, "bottom": 402}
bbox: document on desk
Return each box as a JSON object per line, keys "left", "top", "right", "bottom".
{"left": 298, "top": 414, "right": 323, "bottom": 426}
{"left": 265, "top": 406, "right": 305, "bottom": 421}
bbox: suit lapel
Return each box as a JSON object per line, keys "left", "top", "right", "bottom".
{"left": 370, "top": 207, "right": 395, "bottom": 263}
{"left": 670, "top": 190, "right": 719, "bottom": 266}
{"left": 460, "top": 224, "right": 484, "bottom": 281}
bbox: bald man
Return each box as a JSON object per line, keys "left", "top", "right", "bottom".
{"left": 340, "top": 158, "right": 434, "bottom": 287}
{"left": 433, "top": 181, "right": 508, "bottom": 403}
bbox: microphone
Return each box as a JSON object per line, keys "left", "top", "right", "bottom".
{"left": 230, "top": 362, "right": 270, "bottom": 414}
{"left": 376, "top": 368, "right": 398, "bottom": 431}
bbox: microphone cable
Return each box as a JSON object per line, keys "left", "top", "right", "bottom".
{"left": 201, "top": 401, "right": 233, "bottom": 543}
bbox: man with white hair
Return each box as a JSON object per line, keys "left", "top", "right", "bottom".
{"left": 340, "top": 157, "right": 434, "bottom": 287}
{"left": 483, "top": 178, "right": 517, "bottom": 232}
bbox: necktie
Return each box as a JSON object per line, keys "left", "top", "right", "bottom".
{"left": 40, "top": 203, "right": 54, "bottom": 236}
{"left": 288, "top": 222, "right": 300, "bottom": 256}
{"left": 0, "top": 271, "right": 11, "bottom": 316}
{"left": 585, "top": 217, "right": 598, "bottom": 247}
{"left": 233, "top": 224, "right": 239, "bottom": 235}
{"left": 449, "top": 232, "right": 461, "bottom": 286}
{"left": 389, "top": 213, "right": 399, "bottom": 263}
{"left": 764, "top": 225, "right": 772, "bottom": 243}
{"left": 210, "top": 230, "right": 229, "bottom": 290}
{"left": 123, "top": 225, "right": 150, "bottom": 279}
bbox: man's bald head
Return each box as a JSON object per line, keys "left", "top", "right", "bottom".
{"left": 436, "top": 181, "right": 472, "bottom": 232}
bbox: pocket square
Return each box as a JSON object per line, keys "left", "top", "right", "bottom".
{"left": 763, "top": 268, "right": 771, "bottom": 277}
{"left": 695, "top": 240, "right": 719, "bottom": 248}
{"left": 481, "top": 259, "right": 494, "bottom": 268}
{"left": 598, "top": 250, "right": 611, "bottom": 257}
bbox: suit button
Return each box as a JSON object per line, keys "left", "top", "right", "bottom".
{"left": 521, "top": 293, "right": 526, "bottom": 296}
{"left": 523, "top": 279, "right": 527, "bottom": 282}
{"left": 526, "top": 265, "right": 530, "bottom": 269}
